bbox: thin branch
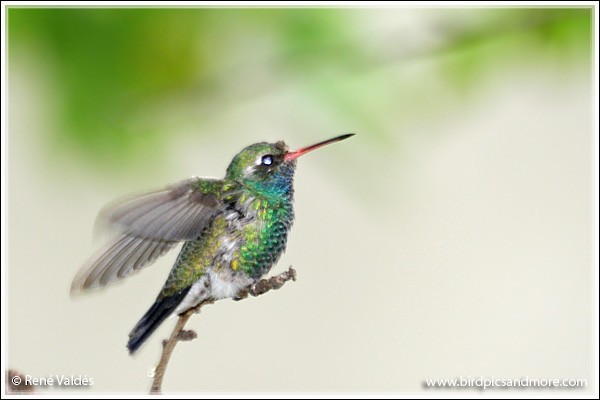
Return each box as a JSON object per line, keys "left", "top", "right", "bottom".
{"left": 150, "top": 266, "right": 297, "bottom": 394}
{"left": 149, "top": 301, "right": 210, "bottom": 394}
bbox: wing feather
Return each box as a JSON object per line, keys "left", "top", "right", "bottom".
{"left": 71, "top": 177, "right": 236, "bottom": 294}
{"left": 97, "top": 177, "right": 222, "bottom": 241}
{"left": 71, "top": 235, "right": 177, "bottom": 292}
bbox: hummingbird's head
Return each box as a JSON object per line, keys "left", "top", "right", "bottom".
{"left": 226, "top": 141, "right": 295, "bottom": 198}
{"left": 226, "top": 134, "right": 355, "bottom": 198}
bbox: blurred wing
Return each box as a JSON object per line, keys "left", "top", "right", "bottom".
{"left": 71, "top": 177, "right": 232, "bottom": 294}
{"left": 71, "top": 235, "right": 178, "bottom": 292}
{"left": 97, "top": 177, "right": 225, "bottom": 241}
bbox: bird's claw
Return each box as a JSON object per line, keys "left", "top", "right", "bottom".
{"left": 233, "top": 288, "right": 249, "bottom": 301}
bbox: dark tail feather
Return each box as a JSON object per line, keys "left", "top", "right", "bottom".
{"left": 127, "top": 288, "right": 191, "bottom": 354}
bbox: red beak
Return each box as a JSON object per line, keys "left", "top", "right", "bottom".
{"left": 284, "top": 134, "right": 355, "bottom": 161}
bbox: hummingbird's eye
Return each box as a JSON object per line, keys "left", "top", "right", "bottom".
{"left": 261, "top": 155, "right": 273, "bottom": 166}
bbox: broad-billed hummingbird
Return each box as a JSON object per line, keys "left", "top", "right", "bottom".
{"left": 71, "top": 134, "right": 354, "bottom": 354}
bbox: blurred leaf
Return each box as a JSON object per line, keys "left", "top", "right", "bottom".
{"left": 9, "top": 8, "right": 210, "bottom": 169}
{"left": 8, "top": 7, "right": 592, "bottom": 173}
{"left": 439, "top": 8, "right": 591, "bottom": 92}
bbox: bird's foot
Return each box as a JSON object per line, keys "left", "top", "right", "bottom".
{"left": 233, "top": 266, "right": 297, "bottom": 300}
{"left": 233, "top": 288, "right": 249, "bottom": 301}
{"left": 252, "top": 266, "right": 297, "bottom": 296}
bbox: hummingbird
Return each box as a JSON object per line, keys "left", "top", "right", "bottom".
{"left": 71, "top": 134, "right": 354, "bottom": 354}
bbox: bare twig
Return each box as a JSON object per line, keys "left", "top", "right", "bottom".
{"left": 150, "top": 266, "right": 297, "bottom": 394}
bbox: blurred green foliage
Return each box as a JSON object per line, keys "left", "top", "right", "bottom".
{"left": 8, "top": 7, "right": 591, "bottom": 171}
{"left": 439, "top": 8, "right": 591, "bottom": 90}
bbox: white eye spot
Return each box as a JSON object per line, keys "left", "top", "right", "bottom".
{"left": 261, "top": 155, "right": 273, "bottom": 165}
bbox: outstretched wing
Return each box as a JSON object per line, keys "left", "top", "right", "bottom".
{"left": 71, "top": 177, "right": 233, "bottom": 294}
{"left": 71, "top": 235, "right": 178, "bottom": 292}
